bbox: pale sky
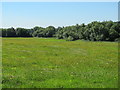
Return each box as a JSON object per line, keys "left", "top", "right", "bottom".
{"left": 1, "top": 2, "right": 118, "bottom": 28}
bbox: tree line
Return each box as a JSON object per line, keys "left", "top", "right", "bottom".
{"left": 0, "top": 21, "right": 120, "bottom": 41}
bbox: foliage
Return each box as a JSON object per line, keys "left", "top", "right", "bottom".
{"left": 1, "top": 21, "right": 120, "bottom": 41}
{"left": 16, "top": 28, "right": 31, "bottom": 37}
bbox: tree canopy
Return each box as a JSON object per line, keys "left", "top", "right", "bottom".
{"left": 0, "top": 21, "right": 120, "bottom": 41}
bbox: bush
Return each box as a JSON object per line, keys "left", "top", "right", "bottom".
{"left": 66, "top": 36, "right": 74, "bottom": 41}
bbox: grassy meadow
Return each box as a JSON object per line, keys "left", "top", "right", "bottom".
{"left": 2, "top": 38, "right": 118, "bottom": 88}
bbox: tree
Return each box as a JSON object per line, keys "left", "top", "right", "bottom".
{"left": 1, "top": 29, "right": 7, "bottom": 37}
{"left": 1, "top": 21, "right": 120, "bottom": 42}
{"left": 16, "top": 28, "right": 30, "bottom": 37}
{"left": 6, "top": 27, "right": 16, "bottom": 37}
{"left": 45, "top": 26, "right": 56, "bottom": 37}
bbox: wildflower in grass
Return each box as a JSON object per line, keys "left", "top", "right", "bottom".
{"left": 11, "top": 67, "right": 16, "bottom": 70}
{"left": 69, "top": 80, "right": 72, "bottom": 82}
{"left": 71, "top": 74, "right": 73, "bottom": 76}
{"left": 10, "top": 75, "right": 14, "bottom": 79}
{"left": 76, "top": 63, "right": 79, "bottom": 65}
{"left": 33, "top": 64, "right": 38, "bottom": 67}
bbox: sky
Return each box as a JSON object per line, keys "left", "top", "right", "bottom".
{"left": 1, "top": 2, "right": 118, "bottom": 28}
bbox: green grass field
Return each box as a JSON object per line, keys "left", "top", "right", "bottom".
{"left": 2, "top": 38, "right": 118, "bottom": 88}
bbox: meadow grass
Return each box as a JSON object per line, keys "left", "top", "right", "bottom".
{"left": 2, "top": 38, "right": 118, "bottom": 88}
